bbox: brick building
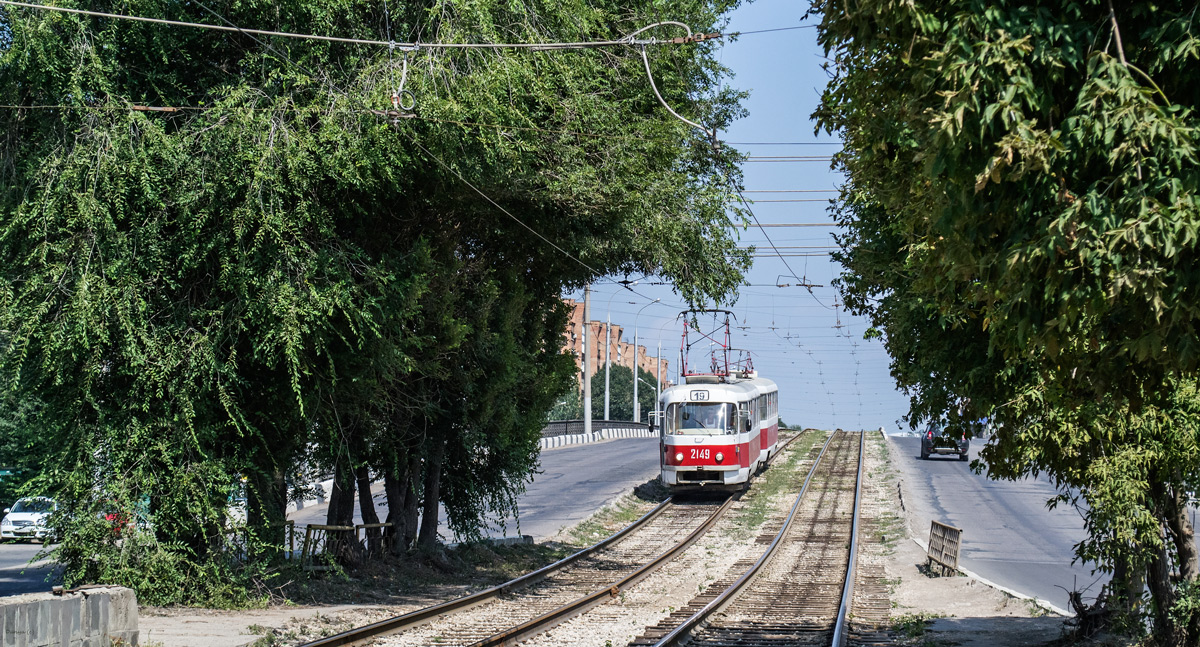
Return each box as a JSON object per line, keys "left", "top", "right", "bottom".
{"left": 562, "top": 299, "right": 669, "bottom": 390}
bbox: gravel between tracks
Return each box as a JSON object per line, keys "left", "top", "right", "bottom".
{"left": 519, "top": 435, "right": 822, "bottom": 647}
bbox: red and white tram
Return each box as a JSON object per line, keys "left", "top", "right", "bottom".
{"left": 657, "top": 312, "right": 780, "bottom": 492}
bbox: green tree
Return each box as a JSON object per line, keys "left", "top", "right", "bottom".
{"left": 590, "top": 364, "right": 658, "bottom": 422}
{"left": 813, "top": 1, "right": 1200, "bottom": 641}
{"left": 0, "top": 0, "right": 750, "bottom": 602}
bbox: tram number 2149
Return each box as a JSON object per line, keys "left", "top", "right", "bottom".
{"left": 690, "top": 448, "right": 711, "bottom": 460}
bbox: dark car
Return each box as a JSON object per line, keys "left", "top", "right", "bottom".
{"left": 920, "top": 423, "right": 969, "bottom": 461}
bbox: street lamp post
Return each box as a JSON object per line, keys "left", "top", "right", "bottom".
{"left": 605, "top": 288, "right": 637, "bottom": 421}
{"left": 583, "top": 286, "right": 592, "bottom": 436}
{"left": 632, "top": 299, "right": 661, "bottom": 423}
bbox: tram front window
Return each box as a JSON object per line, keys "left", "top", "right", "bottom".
{"left": 668, "top": 403, "right": 734, "bottom": 435}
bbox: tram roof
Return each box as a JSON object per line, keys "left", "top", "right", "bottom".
{"left": 660, "top": 375, "right": 777, "bottom": 403}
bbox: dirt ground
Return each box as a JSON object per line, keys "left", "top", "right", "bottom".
{"left": 884, "top": 536, "right": 1072, "bottom": 646}
{"left": 139, "top": 433, "right": 1080, "bottom": 647}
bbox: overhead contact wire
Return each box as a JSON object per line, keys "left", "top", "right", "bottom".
{"left": 0, "top": 1, "right": 708, "bottom": 50}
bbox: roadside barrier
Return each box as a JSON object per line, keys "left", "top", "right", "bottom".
{"left": 2, "top": 586, "right": 139, "bottom": 645}
{"left": 539, "top": 426, "right": 656, "bottom": 449}
{"left": 541, "top": 420, "right": 650, "bottom": 437}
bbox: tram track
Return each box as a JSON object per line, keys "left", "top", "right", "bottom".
{"left": 630, "top": 429, "right": 868, "bottom": 647}
{"left": 303, "top": 432, "right": 804, "bottom": 647}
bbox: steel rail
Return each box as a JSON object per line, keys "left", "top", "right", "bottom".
{"left": 469, "top": 430, "right": 804, "bottom": 647}
{"left": 302, "top": 497, "right": 674, "bottom": 647}
{"left": 651, "top": 429, "right": 855, "bottom": 646}
{"left": 472, "top": 494, "right": 738, "bottom": 647}
{"left": 304, "top": 429, "right": 805, "bottom": 647}
{"left": 830, "top": 431, "right": 866, "bottom": 647}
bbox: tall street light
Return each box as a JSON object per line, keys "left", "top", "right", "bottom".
{"left": 605, "top": 287, "right": 637, "bottom": 420}
{"left": 632, "top": 298, "right": 661, "bottom": 423}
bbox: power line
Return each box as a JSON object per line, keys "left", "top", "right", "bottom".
{"left": 744, "top": 158, "right": 834, "bottom": 163}
{"left": 746, "top": 223, "right": 839, "bottom": 227}
{"left": 0, "top": 102, "right": 846, "bottom": 155}
{"left": 739, "top": 246, "right": 838, "bottom": 250}
{"left": 0, "top": 1, "right": 717, "bottom": 50}
{"left": 726, "top": 141, "right": 840, "bottom": 146}
{"left": 741, "top": 199, "right": 830, "bottom": 203}
{"left": 742, "top": 190, "right": 838, "bottom": 193}
{"left": 728, "top": 25, "right": 817, "bottom": 36}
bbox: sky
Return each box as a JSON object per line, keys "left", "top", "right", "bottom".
{"left": 565, "top": 0, "right": 912, "bottom": 433}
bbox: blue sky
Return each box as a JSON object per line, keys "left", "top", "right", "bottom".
{"left": 566, "top": 0, "right": 912, "bottom": 432}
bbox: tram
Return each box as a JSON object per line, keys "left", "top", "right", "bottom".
{"left": 657, "top": 312, "right": 780, "bottom": 492}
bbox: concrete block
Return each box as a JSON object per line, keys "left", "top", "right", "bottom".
{"left": 2, "top": 587, "right": 137, "bottom": 647}
{"left": 4, "top": 603, "right": 23, "bottom": 647}
{"left": 26, "top": 600, "right": 47, "bottom": 647}
{"left": 105, "top": 589, "right": 138, "bottom": 633}
{"left": 58, "top": 596, "right": 82, "bottom": 646}
{"left": 83, "top": 592, "right": 104, "bottom": 635}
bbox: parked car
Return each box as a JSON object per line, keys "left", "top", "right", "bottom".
{"left": 920, "top": 422, "right": 970, "bottom": 461}
{"left": 1, "top": 496, "right": 57, "bottom": 542}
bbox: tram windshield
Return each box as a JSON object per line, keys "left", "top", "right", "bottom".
{"left": 666, "top": 403, "right": 735, "bottom": 435}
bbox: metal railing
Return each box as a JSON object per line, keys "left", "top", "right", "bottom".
{"left": 541, "top": 420, "right": 650, "bottom": 437}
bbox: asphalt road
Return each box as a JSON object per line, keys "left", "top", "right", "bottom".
{"left": 289, "top": 436, "right": 663, "bottom": 541}
{"left": 0, "top": 541, "right": 60, "bottom": 596}
{"left": 888, "top": 435, "right": 1104, "bottom": 613}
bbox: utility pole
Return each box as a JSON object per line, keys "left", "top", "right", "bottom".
{"left": 656, "top": 341, "right": 662, "bottom": 421}
{"left": 604, "top": 313, "right": 611, "bottom": 421}
{"left": 632, "top": 298, "right": 660, "bottom": 424}
{"left": 583, "top": 286, "right": 592, "bottom": 436}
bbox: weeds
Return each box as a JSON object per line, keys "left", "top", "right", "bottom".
{"left": 567, "top": 493, "right": 657, "bottom": 548}
{"left": 891, "top": 612, "right": 941, "bottom": 639}
{"left": 734, "top": 430, "right": 822, "bottom": 533}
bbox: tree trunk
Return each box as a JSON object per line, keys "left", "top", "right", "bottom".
{"left": 417, "top": 437, "right": 446, "bottom": 550}
{"left": 1111, "top": 552, "right": 1146, "bottom": 618}
{"left": 326, "top": 457, "right": 357, "bottom": 527}
{"left": 401, "top": 450, "right": 421, "bottom": 549}
{"left": 1165, "top": 486, "right": 1200, "bottom": 642}
{"left": 384, "top": 447, "right": 413, "bottom": 556}
{"left": 1147, "top": 526, "right": 1183, "bottom": 646}
{"left": 246, "top": 468, "right": 287, "bottom": 559}
{"left": 356, "top": 465, "right": 382, "bottom": 555}
{"left": 324, "top": 456, "right": 360, "bottom": 566}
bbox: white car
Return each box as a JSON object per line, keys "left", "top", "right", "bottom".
{"left": 1, "top": 497, "right": 56, "bottom": 542}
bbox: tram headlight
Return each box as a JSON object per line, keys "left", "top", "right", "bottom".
{"left": 715, "top": 452, "right": 724, "bottom": 463}
{"left": 674, "top": 452, "right": 684, "bottom": 463}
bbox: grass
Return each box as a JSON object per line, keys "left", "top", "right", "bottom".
{"left": 891, "top": 612, "right": 946, "bottom": 645}
{"left": 565, "top": 491, "right": 661, "bottom": 548}
{"left": 732, "top": 430, "right": 823, "bottom": 533}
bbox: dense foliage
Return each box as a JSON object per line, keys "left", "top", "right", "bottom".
{"left": 813, "top": 1, "right": 1200, "bottom": 641}
{"left": 0, "top": 0, "right": 749, "bottom": 604}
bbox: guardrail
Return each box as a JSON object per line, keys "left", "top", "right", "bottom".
{"left": 541, "top": 420, "right": 650, "bottom": 437}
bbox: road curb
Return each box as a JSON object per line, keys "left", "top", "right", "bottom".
{"left": 909, "top": 536, "right": 1071, "bottom": 617}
